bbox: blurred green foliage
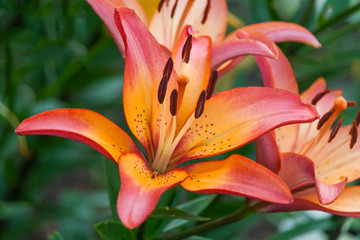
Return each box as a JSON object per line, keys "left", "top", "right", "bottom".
{"left": 1, "top": 0, "right": 360, "bottom": 239}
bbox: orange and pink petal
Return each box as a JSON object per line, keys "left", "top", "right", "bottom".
{"left": 117, "top": 153, "right": 188, "bottom": 229}
{"left": 115, "top": 8, "right": 178, "bottom": 156}
{"left": 172, "top": 87, "right": 318, "bottom": 164}
{"left": 261, "top": 186, "right": 360, "bottom": 218}
{"left": 240, "top": 21, "right": 321, "bottom": 48}
{"left": 211, "top": 30, "right": 278, "bottom": 72}
{"left": 86, "top": 0, "right": 148, "bottom": 56}
{"left": 278, "top": 153, "right": 347, "bottom": 205}
{"left": 15, "top": 109, "right": 140, "bottom": 162}
{"left": 181, "top": 154, "right": 292, "bottom": 204}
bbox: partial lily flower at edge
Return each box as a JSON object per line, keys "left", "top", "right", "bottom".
{"left": 87, "top": 0, "right": 321, "bottom": 77}
{"left": 254, "top": 68, "right": 360, "bottom": 216}
{"left": 16, "top": 9, "right": 320, "bottom": 229}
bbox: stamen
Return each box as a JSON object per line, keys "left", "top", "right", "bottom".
{"left": 205, "top": 71, "right": 218, "bottom": 100}
{"left": 176, "top": 75, "right": 189, "bottom": 112}
{"left": 171, "top": 0, "right": 178, "bottom": 18}
{"left": 195, "top": 91, "right": 206, "bottom": 119}
{"left": 170, "top": 89, "right": 178, "bottom": 116}
{"left": 163, "top": 57, "right": 174, "bottom": 79}
{"left": 182, "top": 35, "right": 192, "bottom": 64}
{"left": 317, "top": 108, "right": 335, "bottom": 130}
{"left": 350, "top": 120, "right": 358, "bottom": 149}
{"left": 347, "top": 101, "right": 356, "bottom": 108}
{"left": 158, "top": 76, "right": 168, "bottom": 104}
{"left": 355, "top": 110, "right": 360, "bottom": 126}
{"left": 158, "top": 0, "right": 166, "bottom": 12}
{"left": 201, "top": 0, "right": 211, "bottom": 24}
{"left": 311, "top": 88, "right": 330, "bottom": 105}
{"left": 328, "top": 117, "right": 343, "bottom": 143}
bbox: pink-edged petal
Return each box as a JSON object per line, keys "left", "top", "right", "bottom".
{"left": 211, "top": 30, "right": 278, "bottom": 72}
{"left": 117, "top": 153, "right": 188, "bottom": 229}
{"left": 86, "top": 0, "right": 147, "bottom": 56}
{"left": 290, "top": 79, "right": 343, "bottom": 153}
{"left": 181, "top": 154, "right": 292, "bottom": 204}
{"left": 300, "top": 77, "right": 343, "bottom": 115}
{"left": 240, "top": 21, "right": 321, "bottom": 48}
{"left": 316, "top": 125, "right": 360, "bottom": 184}
{"left": 115, "top": 8, "right": 177, "bottom": 156}
{"left": 172, "top": 26, "right": 211, "bottom": 130}
{"left": 260, "top": 186, "right": 360, "bottom": 218}
{"left": 254, "top": 46, "right": 298, "bottom": 94}
{"left": 15, "top": 109, "right": 141, "bottom": 162}
{"left": 255, "top": 132, "right": 281, "bottom": 173}
{"left": 278, "top": 153, "right": 346, "bottom": 205}
{"left": 172, "top": 87, "right": 318, "bottom": 164}
{"left": 315, "top": 177, "right": 347, "bottom": 205}
{"left": 278, "top": 153, "right": 315, "bottom": 192}
{"left": 149, "top": 0, "right": 227, "bottom": 50}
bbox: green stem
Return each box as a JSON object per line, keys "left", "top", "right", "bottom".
{"left": 158, "top": 203, "right": 255, "bottom": 240}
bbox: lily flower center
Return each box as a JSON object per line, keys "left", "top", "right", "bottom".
{"left": 151, "top": 35, "right": 218, "bottom": 173}
{"left": 157, "top": 0, "right": 211, "bottom": 49}
{"left": 298, "top": 91, "right": 359, "bottom": 162}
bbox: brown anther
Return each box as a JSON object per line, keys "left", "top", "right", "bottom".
{"left": 350, "top": 120, "right": 358, "bottom": 149}
{"left": 163, "top": 57, "right": 174, "bottom": 80}
{"left": 201, "top": 0, "right": 211, "bottom": 24}
{"left": 311, "top": 88, "right": 330, "bottom": 105}
{"left": 355, "top": 110, "right": 360, "bottom": 126}
{"left": 328, "top": 117, "right": 343, "bottom": 143}
{"left": 170, "top": 89, "right": 178, "bottom": 116}
{"left": 157, "top": 0, "right": 166, "bottom": 12}
{"left": 317, "top": 108, "right": 335, "bottom": 130}
{"left": 205, "top": 71, "right": 218, "bottom": 100}
{"left": 182, "top": 35, "right": 192, "bottom": 64}
{"left": 158, "top": 76, "right": 168, "bottom": 104}
{"left": 171, "top": 0, "right": 178, "bottom": 18}
{"left": 195, "top": 91, "right": 206, "bottom": 119}
{"left": 347, "top": 101, "right": 356, "bottom": 107}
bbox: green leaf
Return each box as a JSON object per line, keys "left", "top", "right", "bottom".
{"left": 47, "top": 231, "right": 64, "bottom": 240}
{"left": 150, "top": 207, "right": 210, "bottom": 221}
{"left": 94, "top": 221, "right": 135, "bottom": 240}
{"left": 268, "top": 218, "right": 336, "bottom": 240}
{"left": 103, "top": 158, "right": 120, "bottom": 221}
{"left": 163, "top": 195, "right": 217, "bottom": 232}
{"left": 184, "top": 236, "right": 213, "bottom": 240}
{"left": 0, "top": 201, "right": 32, "bottom": 220}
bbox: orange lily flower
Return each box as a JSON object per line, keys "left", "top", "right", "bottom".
{"left": 87, "top": 0, "right": 321, "bottom": 75}
{"left": 15, "top": 9, "right": 319, "bottom": 229}
{"left": 253, "top": 46, "right": 360, "bottom": 216}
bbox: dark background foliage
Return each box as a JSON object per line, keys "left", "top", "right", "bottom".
{"left": 1, "top": 0, "right": 360, "bottom": 239}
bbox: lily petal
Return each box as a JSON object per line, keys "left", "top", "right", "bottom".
{"left": 240, "top": 21, "right": 321, "bottom": 48}
{"left": 115, "top": 8, "right": 178, "bottom": 156}
{"left": 86, "top": 0, "right": 147, "bottom": 56}
{"left": 173, "top": 87, "right": 318, "bottom": 164}
{"left": 149, "top": 0, "right": 227, "bottom": 50}
{"left": 261, "top": 186, "right": 360, "bottom": 217}
{"left": 211, "top": 30, "right": 278, "bottom": 72}
{"left": 255, "top": 132, "right": 281, "bottom": 173}
{"left": 15, "top": 109, "right": 140, "bottom": 162}
{"left": 254, "top": 46, "right": 298, "bottom": 94}
{"left": 278, "top": 153, "right": 346, "bottom": 205}
{"left": 254, "top": 47, "right": 300, "bottom": 153}
{"left": 290, "top": 78, "right": 342, "bottom": 153}
{"left": 278, "top": 153, "right": 315, "bottom": 193}
{"left": 117, "top": 153, "right": 188, "bottom": 229}
{"left": 181, "top": 154, "right": 292, "bottom": 204}
{"left": 316, "top": 125, "right": 360, "bottom": 184}
{"left": 172, "top": 26, "right": 211, "bottom": 130}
